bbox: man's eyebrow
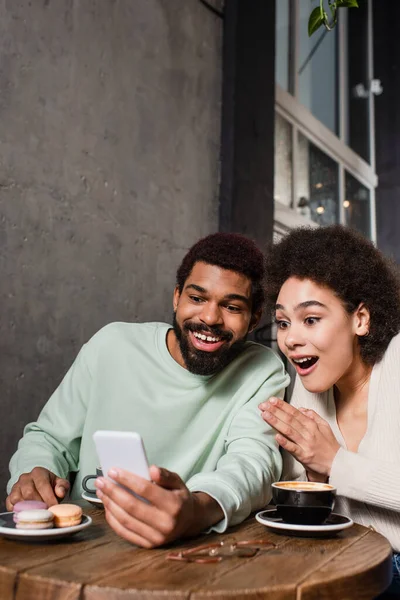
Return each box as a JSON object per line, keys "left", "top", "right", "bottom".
{"left": 276, "top": 300, "right": 327, "bottom": 311}
{"left": 185, "top": 284, "right": 207, "bottom": 294}
{"left": 224, "top": 293, "right": 251, "bottom": 307}
{"left": 184, "top": 285, "right": 251, "bottom": 307}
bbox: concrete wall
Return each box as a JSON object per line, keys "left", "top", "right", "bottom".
{"left": 0, "top": 0, "right": 221, "bottom": 504}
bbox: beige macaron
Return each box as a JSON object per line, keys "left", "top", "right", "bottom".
{"left": 48, "top": 503, "right": 83, "bottom": 528}
{"left": 15, "top": 509, "right": 54, "bottom": 530}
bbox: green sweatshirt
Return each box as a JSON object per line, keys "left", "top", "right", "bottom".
{"left": 8, "top": 322, "right": 289, "bottom": 531}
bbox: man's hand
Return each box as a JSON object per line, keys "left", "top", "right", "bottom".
{"left": 6, "top": 467, "right": 70, "bottom": 511}
{"left": 259, "top": 397, "right": 340, "bottom": 476}
{"left": 95, "top": 466, "right": 223, "bottom": 548}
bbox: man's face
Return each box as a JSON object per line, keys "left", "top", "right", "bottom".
{"left": 170, "top": 261, "right": 260, "bottom": 375}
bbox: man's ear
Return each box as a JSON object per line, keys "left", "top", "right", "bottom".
{"left": 249, "top": 309, "right": 262, "bottom": 333}
{"left": 173, "top": 286, "right": 181, "bottom": 312}
{"left": 354, "top": 303, "right": 370, "bottom": 337}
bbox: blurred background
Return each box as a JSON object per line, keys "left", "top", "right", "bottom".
{"left": 0, "top": 0, "right": 398, "bottom": 505}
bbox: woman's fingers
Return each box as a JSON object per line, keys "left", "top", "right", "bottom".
{"left": 260, "top": 398, "right": 316, "bottom": 443}
{"left": 275, "top": 433, "right": 299, "bottom": 456}
{"left": 299, "top": 407, "right": 327, "bottom": 424}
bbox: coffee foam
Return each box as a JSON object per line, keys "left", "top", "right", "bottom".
{"left": 273, "top": 481, "right": 334, "bottom": 491}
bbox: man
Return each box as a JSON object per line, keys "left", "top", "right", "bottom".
{"left": 7, "top": 233, "right": 289, "bottom": 547}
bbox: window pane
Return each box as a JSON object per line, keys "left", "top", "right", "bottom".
{"left": 276, "top": 0, "right": 290, "bottom": 91}
{"left": 298, "top": 0, "right": 338, "bottom": 133}
{"left": 344, "top": 172, "right": 371, "bottom": 238}
{"left": 297, "top": 133, "right": 339, "bottom": 225}
{"left": 347, "top": 0, "right": 370, "bottom": 162}
{"left": 274, "top": 113, "right": 292, "bottom": 207}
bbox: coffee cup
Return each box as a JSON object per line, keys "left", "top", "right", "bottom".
{"left": 272, "top": 481, "right": 336, "bottom": 525}
{"left": 82, "top": 467, "right": 103, "bottom": 494}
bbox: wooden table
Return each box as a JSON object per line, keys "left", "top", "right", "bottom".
{"left": 0, "top": 505, "right": 392, "bottom": 600}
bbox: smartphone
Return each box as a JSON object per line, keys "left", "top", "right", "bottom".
{"left": 93, "top": 430, "right": 151, "bottom": 485}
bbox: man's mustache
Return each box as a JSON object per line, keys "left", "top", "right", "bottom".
{"left": 183, "top": 322, "right": 233, "bottom": 342}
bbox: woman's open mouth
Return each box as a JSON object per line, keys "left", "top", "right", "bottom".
{"left": 291, "top": 356, "right": 319, "bottom": 376}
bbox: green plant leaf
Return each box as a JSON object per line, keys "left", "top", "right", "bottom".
{"left": 336, "top": 0, "right": 358, "bottom": 7}
{"left": 308, "top": 6, "right": 324, "bottom": 36}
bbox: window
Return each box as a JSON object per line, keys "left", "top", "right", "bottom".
{"left": 274, "top": 0, "right": 376, "bottom": 241}
{"left": 344, "top": 172, "right": 371, "bottom": 238}
{"left": 274, "top": 113, "right": 292, "bottom": 207}
{"left": 298, "top": 133, "right": 339, "bottom": 226}
{"left": 275, "top": 0, "right": 291, "bottom": 92}
{"left": 298, "top": 0, "right": 338, "bottom": 134}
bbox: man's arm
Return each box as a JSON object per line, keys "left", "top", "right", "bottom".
{"left": 6, "top": 345, "right": 91, "bottom": 506}
{"left": 96, "top": 355, "right": 290, "bottom": 546}
{"left": 185, "top": 360, "right": 290, "bottom": 532}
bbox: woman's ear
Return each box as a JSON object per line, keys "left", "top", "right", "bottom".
{"left": 354, "top": 303, "right": 370, "bottom": 337}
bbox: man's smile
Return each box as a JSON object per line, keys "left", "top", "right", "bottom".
{"left": 189, "top": 330, "right": 226, "bottom": 353}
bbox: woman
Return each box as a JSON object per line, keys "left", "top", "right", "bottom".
{"left": 259, "top": 225, "right": 400, "bottom": 596}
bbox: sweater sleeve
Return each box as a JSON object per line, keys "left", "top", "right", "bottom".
{"left": 330, "top": 448, "right": 400, "bottom": 512}
{"left": 7, "top": 345, "right": 92, "bottom": 493}
{"left": 186, "top": 358, "right": 290, "bottom": 532}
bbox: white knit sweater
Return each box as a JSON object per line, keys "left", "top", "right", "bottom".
{"left": 282, "top": 331, "right": 400, "bottom": 551}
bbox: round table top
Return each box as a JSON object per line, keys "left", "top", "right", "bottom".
{"left": 0, "top": 505, "right": 392, "bottom": 599}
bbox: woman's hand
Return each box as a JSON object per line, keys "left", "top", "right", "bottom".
{"left": 259, "top": 398, "right": 340, "bottom": 476}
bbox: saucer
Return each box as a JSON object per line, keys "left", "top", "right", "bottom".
{"left": 255, "top": 509, "right": 353, "bottom": 537}
{"left": 81, "top": 491, "right": 104, "bottom": 507}
{"left": 0, "top": 512, "right": 92, "bottom": 542}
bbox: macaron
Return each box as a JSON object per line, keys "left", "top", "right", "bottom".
{"left": 15, "top": 509, "right": 54, "bottom": 530}
{"left": 13, "top": 501, "right": 48, "bottom": 523}
{"left": 48, "top": 503, "right": 83, "bottom": 528}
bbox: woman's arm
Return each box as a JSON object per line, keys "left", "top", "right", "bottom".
{"left": 330, "top": 448, "right": 400, "bottom": 512}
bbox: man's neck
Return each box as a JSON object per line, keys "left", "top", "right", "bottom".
{"left": 166, "top": 328, "right": 187, "bottom": 369}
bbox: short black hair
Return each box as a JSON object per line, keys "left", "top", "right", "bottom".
{"left": 176, "top": 232, "right": 265, "bottom": 314}
{"left": 264, "top": 225, "right": 400, "bottom": 365}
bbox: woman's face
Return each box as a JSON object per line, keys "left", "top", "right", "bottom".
{"left": 275, "top": 277, "right": 369, "bottom": 393}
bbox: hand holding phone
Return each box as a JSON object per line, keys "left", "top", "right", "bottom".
{"left": 93, "top": 431, "right": 150, "bottom": 486}
{"left": 92, "top": 432, "right": 224, "bottom": 548}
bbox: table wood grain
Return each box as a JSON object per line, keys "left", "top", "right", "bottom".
{"left": 0, "top": 506, "right": 392, "bottom": 600}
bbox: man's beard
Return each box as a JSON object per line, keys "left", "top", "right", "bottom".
{"left": 172, "top": 314, "right": 248, "bottom": 376}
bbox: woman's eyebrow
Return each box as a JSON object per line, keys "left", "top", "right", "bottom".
{"left": 276, "top": 300, "right": 327, "bottom": 311}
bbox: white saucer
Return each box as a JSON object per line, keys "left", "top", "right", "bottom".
{"left": 255, "top": 509, "right": 353, "bottom": 537}
{"left": 0, "top": 512, "right": 92, "bottom": 542}
{"left": 81, "top": 491, "right": 104, "bottom": 506}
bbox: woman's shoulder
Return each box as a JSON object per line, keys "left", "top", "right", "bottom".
{"left": 380, "top": 331, "right": 400, "bottom": 364}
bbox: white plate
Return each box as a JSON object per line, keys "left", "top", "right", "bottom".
{"left": 81, "top": 491, "right": 104, "bottom": 506}
{"left": 255, "top": 509, "right": 353, "bottom": 537}
{"left": 0, "top": 512, "right": 92, "bottom": 542}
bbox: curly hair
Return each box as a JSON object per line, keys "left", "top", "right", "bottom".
{"left": 176, "top": 232, "right": 265, "bottom": 314}
{"left": 264, "top": 225, "right": 400, "bottom": 365}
